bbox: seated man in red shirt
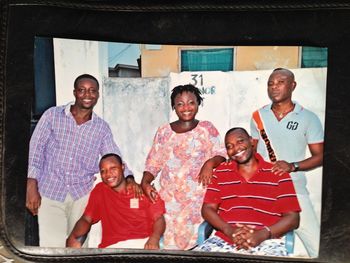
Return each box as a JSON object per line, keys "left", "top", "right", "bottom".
{"left": 66, "top": 153, "right": 165, "bottom": 249}
{"left": 195, "top": 127, "right": 300, "bottom": 256}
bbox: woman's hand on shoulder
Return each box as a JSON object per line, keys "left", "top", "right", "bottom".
{"left": 141, "top": 171, "right": 158, "bottom": 203}
{"left": 125, "top": 176, "right": 143, "bottom": 198}
{"left": 198, "top": 162, "right": 214, "bottom": 187}
{"left": 141, "top": 182, "right": 158, "bottom": 203}
{"left": 198, "top": 156, "right": 226, "bottom": 187}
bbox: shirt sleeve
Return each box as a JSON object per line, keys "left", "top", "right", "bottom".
{"left": 203, "top": 173, "right": 222, "bottom": 204}
{"left": 100, "top": 124, "right": 133, "bottom": 178}
{"left": 275, "top": 173, "right": 301, "bottom": 214}
{"left": 306, "top": 111, "right": 324, "bottom": 144}
{"left": 250, "top": 116, "right": 260, "bottom": 140}
{"left": 147, "top": 197, "right": 166, "bottom": 222}
{"left": 27, "top": 108, "right": 53, "bottom": 179}
{"left": 83, "top": 185, "right": 102, "bottom": 224}
{"left": 144, "top": 126, "right": 169, "bottom": 178}
{"left": 206, "top": 122, "right": 226, "bottom": 158}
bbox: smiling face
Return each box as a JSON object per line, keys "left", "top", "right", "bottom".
{"left": 225, "top": 128, "right": 254, "bottom": 164}
{"left": 173, "top": 91, "right": 199, "bottom": 122}
{"left": 267, "top": 69, "right": 296, "bottom": 104}
{"left": 73, "top": 77, "right": 99, "bottom": 110}
{"left": 99, "top": 155, "right": 125, "bottom": 191}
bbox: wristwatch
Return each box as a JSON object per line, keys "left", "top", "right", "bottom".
{"left": 292, "top": 162, "right": 300, "bottom": 172}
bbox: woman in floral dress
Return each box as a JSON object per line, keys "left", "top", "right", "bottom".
{"left": 141, "top": 84, "right": 224, "bottom": 250}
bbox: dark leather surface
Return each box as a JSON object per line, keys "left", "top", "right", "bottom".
{"left": 1, "top": 1, "right": 350, "bottom": 262}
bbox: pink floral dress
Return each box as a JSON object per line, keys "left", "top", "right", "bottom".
{"left": 145, "top": 120, "right": 224, "bottom": 250}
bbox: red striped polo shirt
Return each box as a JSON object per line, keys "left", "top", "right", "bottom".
{"left": 204, "top": 153, "right": 301, "bottom": 244}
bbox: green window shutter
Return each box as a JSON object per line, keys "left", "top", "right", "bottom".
{"left": 181, "top": 48, "right": 233, "bottom": 72}
{"left": 301, "top": 47, "right": 328, "bottom": 68}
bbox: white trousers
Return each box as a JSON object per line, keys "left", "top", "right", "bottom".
{"left": 38, "top": 194, "right": 89, "bottom": 247}
{"left": 106, "top": 238, "right": 149, "bottom": 249}
{"left": 295, "top": 193, "right": 320, "bottom": 257}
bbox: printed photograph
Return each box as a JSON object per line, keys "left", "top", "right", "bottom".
{"left": 27, "top": 37, "right": 327, "bottom": 259}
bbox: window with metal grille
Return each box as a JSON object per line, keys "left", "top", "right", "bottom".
{"left": 181, "top": 48, "right": 234, "bottom": 72}
{"left": 301, "top": 47, "right": 328, "bottom": 68}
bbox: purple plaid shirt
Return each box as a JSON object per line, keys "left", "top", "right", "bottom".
{"left": 28, "top": 103, "right": 133, "bottom": 202}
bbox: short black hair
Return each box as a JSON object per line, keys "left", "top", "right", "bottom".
{"left": 225, "top": 127, "right": 250, "bottom": 138}
{"left": 73, "top": 74, "right": 99, "bottom": 90}
{"left": 170, "top": 84, "right": 204, "bottom": 109}
{"left": 272, "top": 68, "right": 295, "bottom": 79}
{"left": 273, "top": 67, "right": 288, "bottom": 72}
{"left": 100, "top": 153, "right": 122, "bottom": 165}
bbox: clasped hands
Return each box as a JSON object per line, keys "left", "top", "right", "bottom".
{"left": 224, "top": 223, "right": 270, "bottom": 250}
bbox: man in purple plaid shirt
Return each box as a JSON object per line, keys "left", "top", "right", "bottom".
{"left": 26, "top": 74, "right": 140, "bottom": 247}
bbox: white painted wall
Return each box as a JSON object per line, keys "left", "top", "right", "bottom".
{"left": 53, "top": 38, "right": 109, "bottom": 116}
{"left": 103, "top": 77, "right": 170, "bottom": 180}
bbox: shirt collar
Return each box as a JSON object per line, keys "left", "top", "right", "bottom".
{"left": 255, "top": 153, "right": 272, "bottom": 170}
{"left": 64, "top": 102, "right": 74, "bottom": 116}
{"left": 64, "top": 101, "right": 96, "bottom": 121}
{"left": 263, "top": 100, "right": 303, "bottom": 114}
{"left": 226, "top": 153, "right": 272, "bottom": 171}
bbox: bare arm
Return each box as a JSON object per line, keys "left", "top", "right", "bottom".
{"left": 26, "top": 111, "right": 53, "bottom": 215}
{"left": 66, "top": 215, "right": 93, "bottom": 248}
{"left": 269, "top": 211, "right": 300, "bottom": 238}
{"left": 198, "top": 156, "right": 226, "bottom": 187}
{"left": 269, "top": 142, "right": 323, "bottom": 175}
{"left": 144, "top": 216, "right": 166, "bottom": 250}
{"left": 141, "top": 171, "right": 157, "bottom": 203}
{"left": 201, "top": 203, "right": 236, "bottom": 240}
{"left": 26, "top": 178, "right": 41, "bottom": 216}
{"left": 300, "top": 142, "right": 324, "bottom": 170}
